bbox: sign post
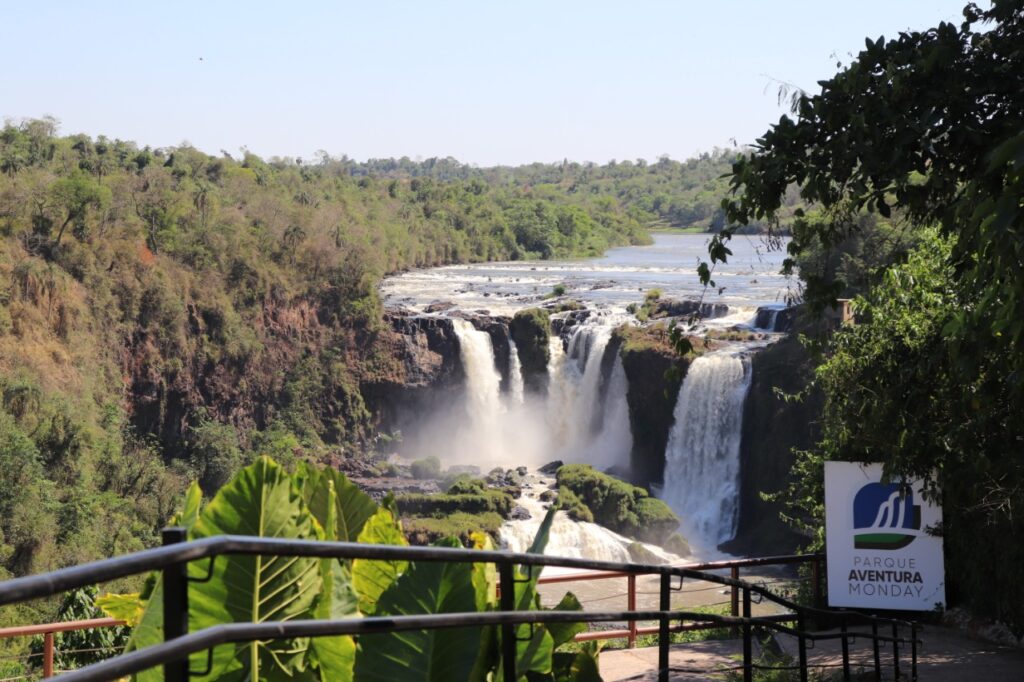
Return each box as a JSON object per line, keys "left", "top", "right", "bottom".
{"left": 824, "top": 462, "right": 945, "bottom": 611}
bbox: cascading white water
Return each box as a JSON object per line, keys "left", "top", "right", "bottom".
{"left": 500, "top": 476, "right": 684, "bottom": 568}
{"left": 661, "top": 352, "right": 752, "bottom": 552}
{"left": 450, "top": 319, "right": 505, "bottom": 463}
{"left": 507, "top": 336, "right": 525, "bottom": 405}
{"left": 545, "top": 315, "right": 633, "bottom": 471}
{"left": 586, "top": 355, "right": 632, "bottom": 472}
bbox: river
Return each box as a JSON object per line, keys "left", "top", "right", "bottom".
{"left": 381, "top": 232, "right": 792, "bottom": 560}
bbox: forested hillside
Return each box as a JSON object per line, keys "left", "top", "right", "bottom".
{"left": 345, "top": 149, "right": 800, "bottom": 232}
{"left": 0, "top": 120, "right": 755, "bottom": 587}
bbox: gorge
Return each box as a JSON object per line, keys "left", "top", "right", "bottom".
{"left": 375, "top": 233, "right": 807, "bottom": 559}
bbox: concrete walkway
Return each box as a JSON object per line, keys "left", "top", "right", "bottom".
{"left": 600, "top": 640, "right": 760, "bottom": 681}
{"left": 599, "top": 626, "right": 1024, "bottom": 680}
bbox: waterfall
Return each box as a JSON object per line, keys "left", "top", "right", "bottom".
{"left": 661, "top": 352, "right": 752, "bottom": 552}
{"left": 542, "top": 317, "right": 633, "bottom": 473}
{"left": 586, "top": 355, "right": 632, "bottom": 472}
{"left": 545, "top": 335, "right": 573, "bottom": 448}
{"left": 500, "top": 476, "right": 684, "bottom": 568}
{"left": 450, "top": 319, "right": 504, "bottom": 463}
{"left": 507, "top": 336, "right": 525, "bottom": 405}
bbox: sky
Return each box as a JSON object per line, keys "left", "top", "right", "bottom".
{"left": 2, "top": 1, "right": 969, "bottom": 166}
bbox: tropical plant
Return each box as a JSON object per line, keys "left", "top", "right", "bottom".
{"left": 98, "top": 457, "right": 601, "bottom": 681}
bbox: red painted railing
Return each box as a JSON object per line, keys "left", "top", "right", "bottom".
{"left": 523, "top": 553, "right": 823, "bottom": 648}
{"left": 0, "top": 617, "right": 125, "bottom": 678}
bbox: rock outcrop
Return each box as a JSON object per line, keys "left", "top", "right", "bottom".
{"left": 721, "top": 335, "right": 820, "bottom": 556}
{"left": 613, "top": 325, "right": 687, "bottom": 487}
{"left": 362, "top": 311, "right": 464, "bottom": 436}
{"left": 509, "top": 308, "right": 551, "bottom": 395}
{"left": 754, "top": 306, "right": 797, "bottom": 332}
{"left": 650, "top": 298, "right": 729, "bottom": 320}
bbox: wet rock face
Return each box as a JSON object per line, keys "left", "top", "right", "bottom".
{"left": 467, "top": 315, "right": 513, "bottom": 393}
{"left": 552, "top": 309, "right": 592, "bottom": 339}
{"left": 362, "top": 311, "right": 465, "bottom": 435}
{"left": 509, "top": 308, "right": 552, "bottom": 395}
{"left": 613, "top": 326, "right": 687, "bottom": 487}
{"left": 720, "top": 335, "right": 820, "bottom": 556}
{"left": 650, "top": 299, "right": 729, "bottom": 320}
{"left": 753, "top": 306, "right": 797, "bottom": 332}
{"left": 386, "top": 311, "right": 463, "bottom": 388}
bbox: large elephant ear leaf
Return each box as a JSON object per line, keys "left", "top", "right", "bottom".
{"left": 546, "top": 592, "right": 586, "bottom": 649}
{"left": 496, "top": 508, "right": 559, "bottom": 680}
{"left": 470, "top": 531, "right": 497, "bottom": 609}
{"left": 352, "top": 508, "right": 408, "bottom": 614}
{"left": 172, "top": 481, "right": 203, "bottom": 529}
{"left": 299, "top": 463, "right": 377, "bottom": 542}
{"left": 310, "top": 478, "right": 358, "bottom": 682}
{"left": 187, "top": 456, "right": 324, "bottom": 682}
{"left": 353, "top": 537, "right": 482, "bottom": 682}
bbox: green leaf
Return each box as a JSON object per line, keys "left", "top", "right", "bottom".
{"left": 310, "top": 477, "right": 358, "bottom": 682}
{"left": 298, "top": 462, "right": 377, "bottom": 542}
{"left": 546, "top": 592, "right": 586, "bottom": 648}
{"left": 171, "top": 482, "right": 204, "bottom": 528}
{"left": 95, "top": 592, "right": 144, "bottom": 627}
{"left": 553, "top": 641, "right": 603, "bottom": 682}
{"left": 187, "top": 456, "right": 324, "bottom": 682}
{"left": 352, "top": 507, "right": 408, "bottom": 615}
{"left": 353, "top": 537, "right": 482, "bottom": 682}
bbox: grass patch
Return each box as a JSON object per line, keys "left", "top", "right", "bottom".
{"left": 402, "top": 511, "right": 505, "bottom": 546}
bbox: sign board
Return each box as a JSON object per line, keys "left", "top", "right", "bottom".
{"left": 824, "top": 461, "right": 945, "bottom": 611}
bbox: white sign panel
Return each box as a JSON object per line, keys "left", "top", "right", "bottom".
{"left": 824, "top": 461, "right": 945, "bottom": 611}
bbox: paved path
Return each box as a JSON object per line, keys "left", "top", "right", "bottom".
{"left": 600, "top": 640, "right": 760, "bottom": 681}
{"left": 599, "top": 626, "right": 1024, "bottom": 680}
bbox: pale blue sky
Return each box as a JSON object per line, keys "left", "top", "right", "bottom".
{"left": 2, "top": 1, "right": 967, "bottom": 165}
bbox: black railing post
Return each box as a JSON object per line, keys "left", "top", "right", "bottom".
{"left": 911, "top": 623, "right": 918, "bottom": 682}
{"left": 872, "top": 621, "right": 881, "bottom": 681}
{"left": 742, "top": 586, "right": 752, "bottom": 682}
{"left": 797, "top": 612, "right": 808, "bottom": 682}
{"left": 840, "top": 621, "right": 850, "bottom": 681}
{"left": 658, "top": 573, "right": 670, "bottom": 682}
{"left": 161, "top": 527, "right": 188, "bottom": 682}
{"left": 498, "top": 563, "right": 517, "bottom": 682}
{"left": 892, "top": 622, "right": 901, "bottom": 680}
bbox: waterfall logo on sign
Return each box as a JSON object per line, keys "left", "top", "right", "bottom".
{"left": 852, "top": 483, "right": 921, "bottom": 550}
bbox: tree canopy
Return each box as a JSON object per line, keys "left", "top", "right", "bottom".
{"left": 706, "top": 0, "right": 1024, "bottom": 629}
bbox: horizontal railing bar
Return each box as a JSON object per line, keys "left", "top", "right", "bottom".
{"left": 535, "top": 554, "right": 822, "bottom": 586}
{"left": 53, "top": 610, "right": 743, "bottom": 682}
{"left": 53, "top": 608, "right": 920, "bottom": 682}
{"left": 0, "top": 536, "right": 909, "bottom": 630}
{"left": 0, "top": 618, "right": 125, "bottom": 639}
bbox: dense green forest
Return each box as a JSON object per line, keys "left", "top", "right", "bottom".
{"left": 708, "top": 0, "right": 1024, "bottom": 632}
{"left": 0, "top": 121, "right": 756, "bottom": 594}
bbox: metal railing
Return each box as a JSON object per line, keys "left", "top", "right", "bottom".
{"left": 0, "top": 529, "right": 919, "bottom": 682}
{"left": 0, "top": 618, "right": 125, "bottom": 678}
{"left": 535, "top": 553, "right": 823, "bottom": 648}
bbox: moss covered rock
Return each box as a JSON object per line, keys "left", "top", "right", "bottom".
{"left": 510, "top": 308, "right": 551, "bottom": 394}
{"left": 614, "top": 325, "right": 688, "bottom": 487}
{"left": 556, "top": 464, "right": 679, "bottom": 545}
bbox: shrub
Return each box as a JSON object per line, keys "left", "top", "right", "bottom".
{"left": 396, "top": 490, "right": 514, "bottom": 518}
{"left": 556, "top": 464, "right": 679, "bottom": 545}
{"left": 556, "top": 486, "right": 593, "bottom": 523}
{"left": 446, "top": 476, "right": 488, "bottom": 495}
{"left": 402, "top": 512, "right": 505, "bottom": 546}
{"left": 410, "top": 455, "right": 441, "bottom": 480}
